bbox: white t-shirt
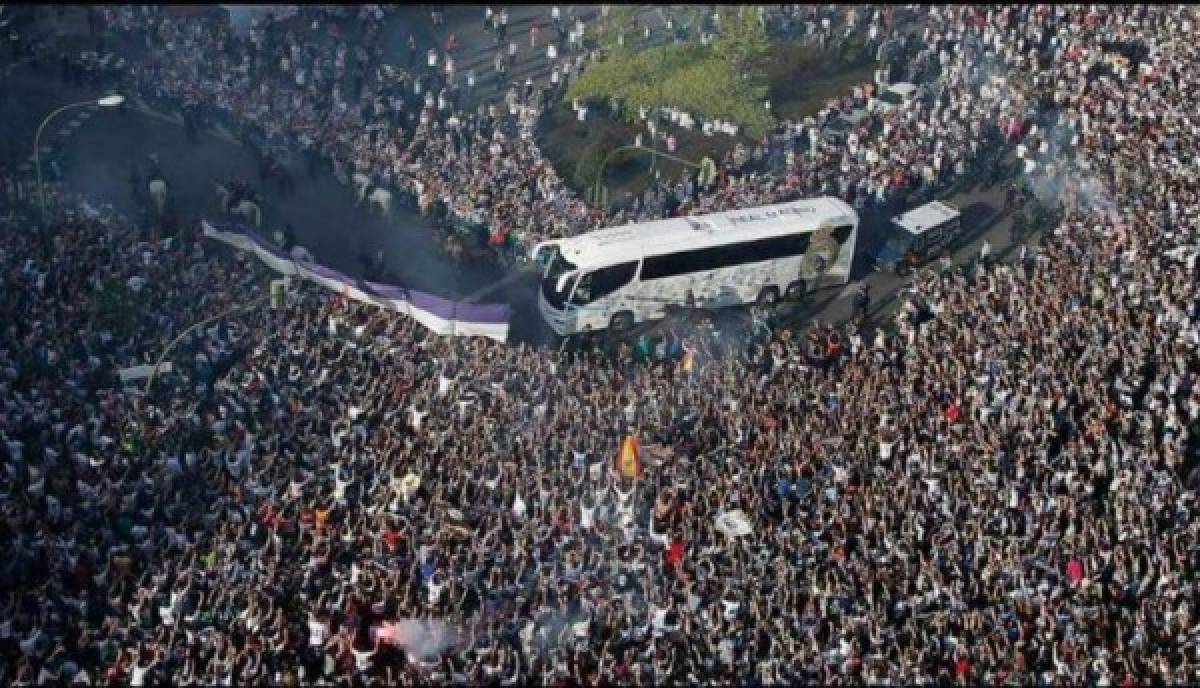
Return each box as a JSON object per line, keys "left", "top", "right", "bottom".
{"left": 130, "top": 664, "right": 151, "bottom": 687}
{"left": 427, "top": 578, "right": 445, "bottom": 605}
{"left": 409, "top": 407, "right": 428, "bottom": 432}
{"left": 308, "top": 618, "right": 329, "bottom": 647}
{"left": 878, "top": 440, "right": 895, "bottom": 460}
{"left": 333, "top": 468, "right": 352, "bottom": 500}
{"left": 353, "top": 648, "right": 374, "bottom": 672}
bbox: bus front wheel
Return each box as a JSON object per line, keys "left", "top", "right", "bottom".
{"left": 609, "top": 312, "right": 635, "bottom": 332}
{"left": 756, "top": 287, "right": 780, "bottom": 307}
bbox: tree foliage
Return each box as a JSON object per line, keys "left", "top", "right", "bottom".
{"left": 711, "top": 6, "right": 771, "bottom": 87}
{"left": 594, "top": 5, "right": 639, "bottom": 56}
{"left": 574, "top": 129, "right": 623, "bottom": 193}
{"left": 567, "top": 35, "right": 774, "bottom": 138}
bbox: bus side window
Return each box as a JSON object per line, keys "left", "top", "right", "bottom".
{"left": 643, "top": 254, "right": 688, "bottom": 280}
{"left": 573, "top": 261, "right": 639, "bottom": 304}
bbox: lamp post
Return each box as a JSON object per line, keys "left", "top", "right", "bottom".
{"left": 138, "top": 291, "right": 273, "bottom": 446}
{"left": 593, "top": 142, "right": 701, "bottom": 210}
{"left": 34, "top": 94, "right": 125, "bottom": 227}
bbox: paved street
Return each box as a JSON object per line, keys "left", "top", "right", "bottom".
{"left": 377, "top": 5, "right": 616, "bottom": 110}
{"left": 2, "top": 57, "right": 505, "bottom": 301}
{"left": 1, "top": 5, "right": 1038, "bottom": 347}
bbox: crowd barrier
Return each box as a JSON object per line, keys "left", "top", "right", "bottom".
{"left": 201, "top": 220, "right": 510, "bottom": 342}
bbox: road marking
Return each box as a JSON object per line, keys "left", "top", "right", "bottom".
{"left": 462, "top": 269, "right": 528, "bottom": 303}
{"left": 126, "top": 103, "right": 241, "bottom": 146}
{"left": 835, "top": 281, "right": 863, "bottom": 301}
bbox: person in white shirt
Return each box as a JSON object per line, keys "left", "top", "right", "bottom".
{"left": 129, "top": 650, "right": 160, "bottom": 688}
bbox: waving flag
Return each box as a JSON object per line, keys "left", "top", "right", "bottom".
{"left": 614, "top": 435, "right": 642, "bottom": 479}
{"left": 680, "top": 340, "right": 696, "bottom": 374}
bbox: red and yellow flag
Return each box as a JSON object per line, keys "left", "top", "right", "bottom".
{"left": 615, "top": 435, "right": 642, "bottom": 479}
{"left": 680, "top": 340, "right": 697, "bottom": 375}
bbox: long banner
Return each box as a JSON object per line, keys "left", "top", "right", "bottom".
{"left": 201, "top": 221, "right": 510, "bottom": 342}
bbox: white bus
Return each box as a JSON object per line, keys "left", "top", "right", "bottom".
{"left": 531, "top": 197, "right": 859, "bottom": 336}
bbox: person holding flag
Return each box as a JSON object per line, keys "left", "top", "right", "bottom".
{"left": 614, "top": 433, "right": 642, "bottom": 479}
{"left": 679, "top": 338, "right": 697, "bottom": 376}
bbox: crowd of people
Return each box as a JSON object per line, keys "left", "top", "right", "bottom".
{"left": 93, "top": 4, "right": 956, "bottom": 262}
{"left": 4, "top": 5, "right": 1089, "bottom": 261}
{"left": 98, "top": 4, "right": 605, "bottom": 262}
{"left": 4, "top": 3, "right": 1200, "bottom": 687}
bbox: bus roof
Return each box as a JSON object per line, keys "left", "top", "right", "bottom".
{"left": 550, "top": 197, "right": 856, "bottom": 269}
{"left": 891, "top": 200, "right": 960, "bottom": 236}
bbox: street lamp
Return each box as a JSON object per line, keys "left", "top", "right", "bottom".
{"left": 138, "top": 290, "right": 272, "bottom": 447}
{"left": 34, "top": 94, "right": 125, "bottom": 227}
{"left": 592, "top": 143, "right": 702, "bottom": 210}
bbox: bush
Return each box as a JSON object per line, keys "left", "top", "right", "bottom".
{"left": 573, "top": 130, "right": 623, "bottom": 195}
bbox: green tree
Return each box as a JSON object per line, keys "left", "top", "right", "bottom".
{"left": 566, "top": 43, "right": 773, "bottom": 138}
{"left": 574, "top": 130, "right": 623, "bottom": 193}
{"left": 595, "top": 5, "right": 639, "bottom": 56}
{"left": 712, "top": 6, "right": 770, "bottom": 86}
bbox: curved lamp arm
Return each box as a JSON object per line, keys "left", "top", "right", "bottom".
{"left": 593, "top": 143, "right": 701, "bottom": 207}
{"left": 34, "top": 95, "right": 125, "bottom": 226}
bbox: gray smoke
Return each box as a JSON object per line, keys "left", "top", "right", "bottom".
{"left": 1073, "top": 172, "right": 1119, "bottom": 222}
{"left": 389, "top": 618, "right": 460, "bottom": 660}
{"left": 222, "top": 5, "right": 275, "bottom": 37}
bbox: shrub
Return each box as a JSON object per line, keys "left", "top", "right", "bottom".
{"left": 573, "top": 130, "right": 623, "bottom": 194}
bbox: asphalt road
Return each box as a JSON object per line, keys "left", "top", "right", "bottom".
{"left": 3, "top": 5, "right": 1037, "bottom": 348}
{"left": 3, "top": 59, "right": 505, "bottom": 301}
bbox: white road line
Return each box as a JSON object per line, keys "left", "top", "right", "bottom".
{"left": 126, "top": 102, "right": 241, "bottom": 146}
{"left": 462, "top": 269, "right": 528, "bottom": 303}
{"left": 834, "top": 281, "right": 863, "bottom": 301}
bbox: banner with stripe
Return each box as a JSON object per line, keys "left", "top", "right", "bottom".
{"left": 201, "top": 220, "right": 509, "bottom": 341}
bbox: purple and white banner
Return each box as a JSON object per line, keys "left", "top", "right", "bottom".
{"left": 201, "top": 221, "right": 510, "bottom": 342}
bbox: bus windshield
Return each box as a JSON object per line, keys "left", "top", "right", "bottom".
{"left": 885, "top": 227, "right": 915, "bottom": 252}
{"left": 541, "top": 256, "right": 578, "bottom": 311}
{"left": 544, "top": 250, "right": 576, "bottom": 281}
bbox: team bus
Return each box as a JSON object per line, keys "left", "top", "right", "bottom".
{"left": 531, "top": 197, "right": 859, "bottom": 336}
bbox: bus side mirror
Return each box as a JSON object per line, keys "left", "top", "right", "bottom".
{"left": 531, "top": 243, "right": 557, "bottom": 277}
